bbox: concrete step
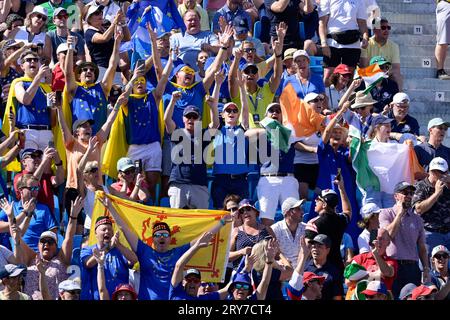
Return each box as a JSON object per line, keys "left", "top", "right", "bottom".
{"left": 401, "top": 66, "right": 438, "bottom": 78}
{"left": 407, "top": 89, "right": 450, "bottom": 103}
{"left": 409, "top": 101, "right": 450, "bottom": 115}
{"left": 378, "top": 2, "right": 436, "bottom": 14}
{"left": 383, "top": 12, "right": 435, "bottom": 25}
{"left": 390, "top": 34, "right": 435, "bottom": 46}
{"left": 405, "top": 78, "right": 450, "bottom": 90}
{"left": 389, "top": 23, "right": 436, "bottom": 35}
{"left": 399, "top": 56, "right": 450, "bottom": 69}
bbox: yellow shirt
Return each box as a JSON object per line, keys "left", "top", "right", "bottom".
{"left": 360, "top": 37, "right": 400, "bottom": 64}
{"left": 235, "top": 82, "right": 275, "bottom": 129}
{"left": 178, "top": 4, "right": 210, "bottom": 32}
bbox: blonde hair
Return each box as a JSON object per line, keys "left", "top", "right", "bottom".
{"left": 252, "top": 239, "right": 268, "bottom": 272}
{"left": 25, "top": 12, "right": 48, "bottom": 32}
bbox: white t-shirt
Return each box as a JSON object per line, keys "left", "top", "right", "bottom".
{"left": 293, "top": 133, "right": 321, "bottom": 164}
{"left": 318, "top": 0, "right": 367, "bottom": 49}
{"left": 358, "top": 228, "right": 370, "bottom": 253}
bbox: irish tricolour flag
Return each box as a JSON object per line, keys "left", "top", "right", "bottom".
{"left": 357, "top": 64, "right": 387, "bottom": 94}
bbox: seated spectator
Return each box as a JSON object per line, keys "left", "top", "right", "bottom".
{"left": 362, "top": 280, "right": 389, "bottom": 300}
{"left": 2, "top": 14, "right": 25, "bottom": 39}
{"left": 412, "top": 157, "right": 450, "bottom": 252}
{"left": 212, "top": 0, "right": 254, "bottom": 34}
{"left": 58, "top": 279, "right": 81, "bottom": 300}
{"left": 0, "top": 263, "right": 30, "bottom": 300}
{"left": 357, "top": 203, "right": 381, "bottom": 254}
{"left": 111, "top": 157, "right": 150, "bottom": 203}
{"left": 304, "top": 234, "right": 344, "bottom": 300}
{"left": 111, "top": 284, "right": 138, "bottom": 301}
{"left": 326, "top": 64, "right": 353, "bottom": 111}
{"left": 414, "top": 118, "right": 450, "bottom": 174}
{"left": 386, "top": 92, "right": 423, "bottom": 143}
{"left": 343, "top": 263, "right": 368, "bottom": 300}
{"left": 430, "top": 245, "right": 450, "bottom": 300}
{"left": 360, "top": 17, "right": 402, "bottom": 90}
{"left": 274, "top": 48, "right": 297, "bottom": 97}
{"left": 171, "top": 9, "right": 220, "bottom": 71}
{"left": 178, "top": 0, "right": 210, "bottom": 32}
{"left": 411, "top": 284, "right": 438, "bottom": 300}
{"left": 399, "top": 282, "right": 416, "bottom": 300}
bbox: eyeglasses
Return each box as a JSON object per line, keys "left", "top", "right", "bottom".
{"left": 400, "top": 191, "right": 414, "bottom": 196}
{"left": 243, "top": 68, "right": 258, "bottom": 75}
{"left": 24, "top": 57, "right": 39, "bottom": 63}
{"left": 21, "top": 186, "right": 40, "bottom": 192}
{"left": 380, "top": 25, "right": 391, "bottom": 31}
{"left": 268, "top": 108, "right": 281, "bottom": 114}
{"left": 34, "top": 14, "right": 47, "bottom": 21}
{"left": 39, "top": 238, "right": 56, "bottom": 245}
{"left": 185, "top": 277, "right": 200, "bottom": 284}
{"left": 66, "top": 290, "right": 81, "bottom": 295}
{"left": 153, "top": 233, "right": 170, "bottom": 238}
{"left": 434, "top": 253, "right": 449, "bottom": 260}
{"left": 234, "top": 283, "right": 250, "bottom": 290}
{"left": 227, "top": 206, "right": 238, "bottom": 212}
{"left": 224, "top": 108, "right": 239, "bottom": 114}
{"left": 81, "top": 67, "right": 95, "bottom": 73}
{"left": 184, "top": 114, "right": 199, "bottom": 120}
{"left": 121, "top": 168, "right": 135, "bottom": 175}
{"left": 244, "top": 48, "right": 256, "bottom": 53}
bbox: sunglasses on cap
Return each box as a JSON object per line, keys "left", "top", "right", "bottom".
{"left": 40, "top": 238, "right": 56, "bottom": 245}
{"left": 243, "top": 48, "right": 256, "bottom": 53}
{"left": 25, "top": 57, "right": 39, "bottom": 63}
{"left": 380, "top": 25, "right": 391, "bottom": 31}
{"left": 34, "top": 14, "right": 47, "bottom": 21}
{"left": 153, "top": 232, "right": 170, "bottom": 238}
{"left": 234, "top": 283, "right": 250, "bottom": 290}
{"left": 224, "top": 108, "right": 239, "bottom": 114}
{"left": 243, "top": 68, "right": 258, "bottom": 75}
{"left": 184, "top": 113, "right": 199, "bottom": 120}
{"left": 434, "top": 253, "right": 449, "bottom": 260}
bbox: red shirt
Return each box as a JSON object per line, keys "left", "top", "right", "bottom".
{"left": 52, "top": 63, "right": 65, "bottom": 92}
{"left": 352, "top": 251, "right": 398, "bottom": 290}
{"left": 14, "top": 170, "right": 56, "bottom": 213}
{"left": 110, "top": 180, "right": 149, "bottom": 198}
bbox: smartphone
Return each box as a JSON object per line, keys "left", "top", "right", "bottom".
{"left": 55, "top": 91, "right": 62, "bottom": 106}
{"left": 18, "top": 131, "right": 25, "bottom": 148}
{"left": 46, "top": 93, "right": 53, "bottom": 108}
{"left": 369, "top": 229, "right": 378, "bottom": 246}
{"left": 134, "top": 159, "right": 142, "bottom": 172}
{"left": 335, "top": 168, "right": 342, "bottom": 181}
{"left": 136, "top": 59, "right": 145, "bottom": 71}
{"left": 48, "top": 140, "right": 55, "bottom": 149}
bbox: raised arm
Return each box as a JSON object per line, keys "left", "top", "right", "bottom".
{"left": 147, "top": 24, "right": 163, "bottom": 80}
{"left": 59, "top": 196, "right": 83, "bottom": 265}
{"left": 288, "top": 236, "right": 310, "bottom": 295}
{"left": 64, "top": 35, "right": 78, "bottom": 96}
{"left": 371, "top": 237, "right": 394, "bottom": 278}
{"left": 322, "top": 102, "right": 349, "bottom": 144}
{"left": 96, "top": 91, "right": 129, "bottom": 143}
{"left": 228, "top": 46, "right": 243, "bottom": 99}
{"left": 206, "top": 70, "right": 223, "bottom": 129}
{"left": 36, "top": 256, "right": 52, "bottom": 300}
{"left": 255, "top": 238, "right": 276, "bottom": 300}
{"left": 269, "top": 36, "right": 283, "bottom": 94}
{"left": 92, "top": 247, "right": 110, "bottom": 300}
{"left": 189, "top": 214, "right": 231, "bottom": 247}
{"left": 153, "top": 50, "right": 174, "bottom": 103}
{"left": 101, "top": 30, "right": 123, "bottom": 96}
{"left": 236, "top": 71, "right": 249, "bottom": 129}
{"left": 171, "top": 232, "right": 214, "bottom": 288}
{"left": 164, "top": 91, "right": 181, "bottom": 135}
{"left": 335, "top": 177, "right": 351, "bottom": 220}
{"left": 110, "top": 230, "right": 138, "bottom": 266}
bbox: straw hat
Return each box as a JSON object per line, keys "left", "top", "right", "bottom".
{"left": 350, "top": 91, "right": 377, "bottom": 109}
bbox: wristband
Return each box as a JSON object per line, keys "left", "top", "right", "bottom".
{"left": 221, "top": 46, "right": 228, "bottom": 50}
{"left": 97, "top": 264, "right": 104, "bottom": 269}
{"left": 70, "top": 216, "right": 78, "bottom": 220}
{"left": 275, "top": 53, "right": 282, "bottom": 58}
{"left": 265, "top": 260, "right": 274, "bottom": 264}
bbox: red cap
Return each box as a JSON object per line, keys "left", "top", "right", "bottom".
{"left": 411, "top": 285, "right": 435, "bottom": 300}
{"left": 112, "top": 283, "right": 138, "bottom": 300}
{"left": 333, "top": 64, "right": 352, "bottom": 75}
{"left": 302, "top": 272, "right": 326, "bottom": 285}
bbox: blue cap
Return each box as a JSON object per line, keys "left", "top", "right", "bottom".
{"left": 183, "top": 105, "right": 201, "bottom": 117}
{"left": 371, "top": 115, "right": 394, "bottom": 127}
{"left": 229, "top": 272, "right": 252, "bottom": 293}
{"left": 233, "top": 16, "right": 249, "bottom": 34}
{"left": 239, "top": 62, "right": 258, "bottom": 72}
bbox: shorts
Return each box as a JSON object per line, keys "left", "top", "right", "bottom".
{"left": 256, "top": 176, "right": 299, "bottom": 221}
{"left": 294, "top": 163, "right": 319, "bottom": 189}
{"left": 23, "top": 129, "right": 53, "bottom": 151}
{"left": 323, "top": 47, "right": 361, "bottom": 68}
{"left": 168, "top": 183, "right": 209, "bottom": 209}
{"left": 127, "top": 141, "right": 162, "bottom": 172}
{"left": 436, "top": 1, "right": 450, "bottom": 45}
{"left": 162, "top": 136, "right": 172, "bottom": 177}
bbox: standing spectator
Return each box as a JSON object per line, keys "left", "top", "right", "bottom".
{"left": 271, "top": 197, "right": 306, "bottom": 268}
{"left": 212, "top": 0, "right": 253, "bottom": 34}
{"left": 340, "top": 233, "right": 355, "bottom": 266}
{"left": 386, "top": 92, "right": 422, "bottom": 142}
{"left": 264, "top": 0, "right": 313, "bottom": 49}
{"left": 2, "top": 14, "right": 26, "bottom": 40}
{"left": 80, "top": 216, "right": 138, "bottom": 300}
{"left": 414, "top": 118, "right": 450, "bottom": 174}
{"left": 352, "top": 228, "right": 398, "bottom": 293}
{"left": 274, "top": 48, "right": 297, "bottom": 97}
{"left": 318, "top": 0, "right": 369, "bottom": 85}
{"left": 430, "top": 245, "right": 450, "bottom": 300}
{"left": 178, "top": 0, "right": 210, "bottom": 32}
{"left": 39, "top": 0, "right": 73, "bottom": 31}
{"left": 326, "top": 64, "right": 353, "bottom": 111}
{"left": 305, "top": 177, "right": 352, "bottom": 272}
{"left": 232, "top": 16, "right": 266, "bottom": 59}
{"left": 412, "top": 157, "right": 450, "bottom": 251}
{"left": 357, "top": 203, "right": 381, "bottom": 254}
{"left": 110, "top": 157, "right": 150, "bottom": 203}
{"left": 304, "top": 234, "right": 344, "bottom": 300}
{"left": 0, "top": 264, "right": 30, "bottom": 300}
{"left": 379, "top": 181, "right": 430, "bottom": 299}
{"left": 360, "top": 17, "right": 402, "bottom": 90}
{"left": 435, "top": 0, "right": 450, "bottom": 79}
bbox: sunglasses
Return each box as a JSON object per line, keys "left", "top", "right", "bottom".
{"left": 40, "top": 238, "right": 56, "bottom": 245}
{"left": 34, "top": 14, "right": 47, "bottom": 21}
{"left": 244, "top": 48, "right": 256, "bottom": 53}
{"left": 341, "top": 73, "right": 352, "bottom": 79}
{"left": 184, "top": 113, "right": 199, "bottom": 120}
{"left": 185, "top": 277, "right": 200, "bottom": 284}
{"left": 268, "top": 108, "right": 281, "bottom": 114}
{"left": 121, "top": 168, "right": 135, "bottom": 175}
{"left": 228, "top": 206, "right": 239, "bottom": 212}
{"left": 234, "top": 283, "right": 250, "bottom": 290}
{"left": 380, "top": 25, "right": 391, "bottom": 31}
{"left": 87, "top": 167, "right": 99, "bottom": 173}
{"left": 25, "top": 57, "right": 39, "bottom": 63}
{"left": 434, "top": 253, "right": 449, "bottom": 260}
{"left": 66, "top": 290, "right": 81, "bottom": 295}
{"left": 244, "top": 68, "right": 258, "bottom": 75}
{"left": 82, "top": 67, "right": 95, "bottom": 73}
{"left": 201, "top": 282, "right": 216, "bottom": 287}
{"left": 309, "top": 97, "right": 325, "bottom": 103}
{"left": 24, "top": 154, "right": 42, "bottom": 160}
{"left": 153, "top": 233, "right": 170, "bottom": 238}
{"left": 56, "top": 14, "right": 69, "bottom": 19}
{"left": 224, "top": 108, "right": 239, "bottom": 114}
{"left": 400, "top": 191, "right": 414, "bottom": 196}
{"left": 22, "top": 186, "right": 40, "bottom": 192}
{"left": 239, "top": 207, "right": 253, "bottom": 214}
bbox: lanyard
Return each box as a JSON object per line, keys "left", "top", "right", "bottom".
{"left": 296, "top": 74, "right": 310, "bottom": 98}
{"left": 248, "top": 87, "right": 260, "bottom": 113}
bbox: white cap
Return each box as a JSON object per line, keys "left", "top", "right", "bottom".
{"left": 392, "top": 92, "right": 410, "bottom": 104}
{"left": 427, "top": 117, "right": 450, "bottom": 131}
{"left": 56, "top": 42, "right": 77, "bottom": 54}
{"left": 293, "top": 49, "right": 310, "bottom": 61}
{"left": 85, "top": 5, "right": 103, "bottom": 21}
{"left": 304, "top": 92, "right": 319, "bottom": 103}
{"left": 39, "top": 230, "right": 58, "bottom": 242}
{"left": 359, "top": 203, "right": 381, "bottom": 219}
{"left": 429, "top": 157, "right": 449, "bottom": 173}
{"left": 281, "top": 197, "right": 306, "bottom": 215}
{"left": 58, "top": 279, "right": 81, "bottom": 292}
{"left": 30, "top": 6, "right": 48, "bottom": 17}
{"left": 431, "top": 245, "right": 450, "bottom": 258}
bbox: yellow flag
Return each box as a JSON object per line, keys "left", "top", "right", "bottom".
{"left": 88, "top": 192, "right": 232, "bottom": 282}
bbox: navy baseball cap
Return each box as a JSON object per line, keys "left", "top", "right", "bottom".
{"left": 183, "top": 105, "right": 201, "bottom": 118}
{"left": 233, "top": 16, "right": 249, "bottom": 34}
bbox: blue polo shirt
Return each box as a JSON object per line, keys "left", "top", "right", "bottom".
{"left": 136, "top": 240, "right": 190, "bottom": 300}
{"left": 414, "top": 142, "right": 450, "bottom": 171}
{"left": 212, "top": 4, "right": 252, "bottom": 33}
{"left": 12, "top": 201, "right": 57, "bottom": 252}
{"left": 281, "top": 73, "right": 325, "bottom": 99}
{"left": 125, "top": 93, "right": 161, "bottom": 145}
{"left": 163, "top": 82, "right": 206, "bottom": 129}
{"left": 388, "top": 112, "right": 420, "bottom": 136}
{"left": 16, "top": 81, "right": 50, "bottom": 127}
{"left": 0, "top": 212, "right": 11, "bottom": 250}
{"left": 169, "top": 129, "right": 211, "bottom": 187}
{"left": 169, "top": 282, "right": 220, "bottom": 300}
{"left": 71, "top": 83, "right": 108, "bottom": 135}
{"left": 80, "top": 244, "right": 131, "bottom": 300}
{"left": 213, "top": 125, "right": 251, "bottom": 175}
